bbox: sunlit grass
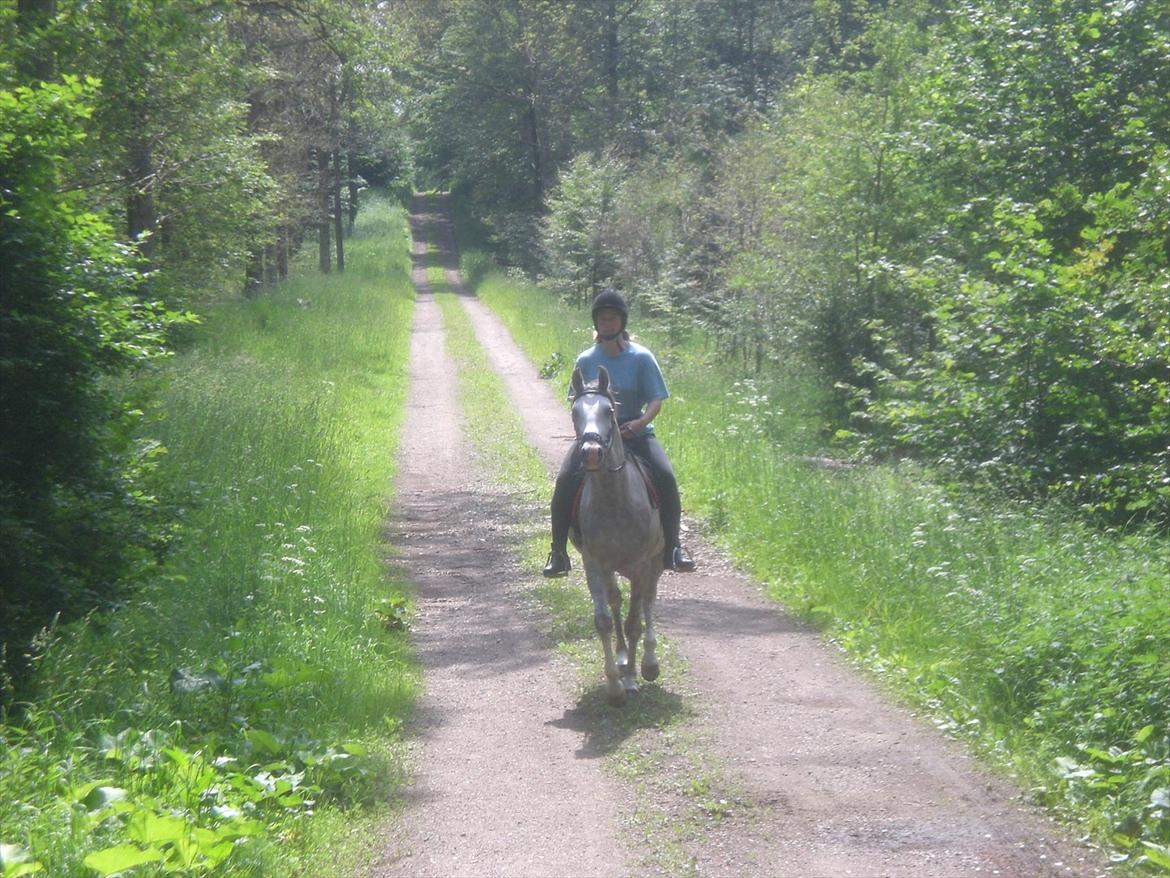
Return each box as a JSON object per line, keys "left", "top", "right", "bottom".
{"left": 0, "top": 194, "right": 419, "bottom": 876}
{"left": 468, "top": 260, "right": 1170, "bottom": 873}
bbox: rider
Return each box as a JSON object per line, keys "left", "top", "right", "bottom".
{"left": 543, "top": 289, "right": 696, "bottom": 577}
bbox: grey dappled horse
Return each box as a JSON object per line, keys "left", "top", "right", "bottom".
{"left": 569, "top": 366, "right": 665, "bottom": 705}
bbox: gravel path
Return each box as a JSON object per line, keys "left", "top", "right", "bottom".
{"left": 372, "top": 197, "right": 630, "bottom": 877}
{"left": 373, "top": 194, "right": 1106, "bottom": 878}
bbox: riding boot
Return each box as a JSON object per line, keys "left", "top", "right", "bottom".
{"left": 666, "top": 545, "right": 695, "bottom": 572}
{"left": 543, "top": 545, "right": 571, "bottom": 577}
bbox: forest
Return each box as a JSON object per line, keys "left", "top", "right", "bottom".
{"left": 2, "top": 0, "right": 1169, "bottom": 874}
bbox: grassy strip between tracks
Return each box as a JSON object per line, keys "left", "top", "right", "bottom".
{"left": 0, "top": 195, "right": 419, "bottom": 877}
{"left": 424, "top": 225, "right": 766, "bottom": 875}
{"left": 459, "top": 247, "right": 1170, "bottom": 873}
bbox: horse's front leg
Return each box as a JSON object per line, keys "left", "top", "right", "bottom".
{"left": 585, "top": 566, "right": 625, "bottom": 705}
{"left": 607, "top": 578, "right": 636, "bottom": 694}
{"left": 640, "top": 570, "right": 661, "bottom": 682}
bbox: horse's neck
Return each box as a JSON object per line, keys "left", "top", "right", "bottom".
{"left": 591, "top": 436, "right": 635, "bottom": 497}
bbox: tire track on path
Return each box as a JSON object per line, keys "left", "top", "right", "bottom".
{"left": 372, "top": 196, "right": 631, "bottom": 878}
{"left": 425, "top": 193, "right": 1107, "bottom": 878}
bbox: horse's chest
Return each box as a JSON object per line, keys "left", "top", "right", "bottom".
{"left": 574, "top": 479, "right": 660, "bottom": 556}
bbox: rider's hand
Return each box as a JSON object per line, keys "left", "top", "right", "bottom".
{"left": 621, "top": 419, "right": 642, "bottom": 438}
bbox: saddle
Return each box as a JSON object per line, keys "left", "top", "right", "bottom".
{"left": 570, "top": 452, "right": 660, "bottom": 536}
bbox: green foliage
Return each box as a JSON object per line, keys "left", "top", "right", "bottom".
{"left": 859, "top": 182, "right": 1170, "bottom": 524}
{"left": 541, "top": 151, "right": 625, "bottom": 305}
{"left": 0, "top": 197, "right": 418, "bottom": 876}
{"left": 848, "top": 0, "right": 1170, "bottom": 525}
{"left": 0, "top": 77, "right": 192, "bottom": 684}
{"left": 473, "top": 266, "right": 1170, "bottom": 872}
{"left": 406, "top": 0, "right": 841, "bottom": 267}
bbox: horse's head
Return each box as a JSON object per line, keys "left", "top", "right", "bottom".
{"left": 570, "top": 366, "right": 621, "bottom": 472}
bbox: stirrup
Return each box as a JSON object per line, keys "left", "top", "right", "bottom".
{"left": 543, "top": 548, "right": 571, "bottom": 578}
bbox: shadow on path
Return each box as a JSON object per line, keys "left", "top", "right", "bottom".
{"left": 547, "top": 683, "right": 690, "bottom": 760}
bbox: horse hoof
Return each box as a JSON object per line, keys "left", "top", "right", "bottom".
{"left": 641, "top": 661, "right": 660, "bottom": 682}
{"left": 607, "top": 687, "right": 627, "bottom": 707}
{"left": 623, "top": 681, "right": 639, "bottom": 696}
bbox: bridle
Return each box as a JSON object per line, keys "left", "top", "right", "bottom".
{"left": 573, "top": 389, "right": 627, "bottom": 472}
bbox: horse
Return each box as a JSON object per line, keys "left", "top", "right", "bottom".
{"left": 568, "top": 365, "right": 665, "bottom": 705}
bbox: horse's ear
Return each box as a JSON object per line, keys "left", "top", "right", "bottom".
{"left": 596, "top": 366, "right": 610, "bottom": 393}
{"left": 571, "top": 368, "right": 585, "bottom": 396}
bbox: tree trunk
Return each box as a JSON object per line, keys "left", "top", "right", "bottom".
{"left": 333, "top": 150, "right": 345, "bottom": 273}
{"left": 244, "top": 250, "right": 263, "bottom": 298}
{"left": 126, "top": 130, "right": 157, "bottom": 268}
{"left": 277, "top": 226, "right": 290, "bottom": 281}
{"left": 524, "top": 97, "right": 544, "bottom": 209}
{"left": 605, "top": 0, "right": 619, "bottom": 125}
{"left": 317, "top": 148, "right": 331, "bottom": 274}
{"left": 347, "top": 151, "right": 360, "bottom": 233}
{"left": 263, "top": 242, "right": 278, "bottom": 285}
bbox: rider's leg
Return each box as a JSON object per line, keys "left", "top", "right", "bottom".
{"left": 628, "top": 436, "right": 694, "bottom": 571}
{"left": 544, "top": 446, "right": 581, "bottom": 577}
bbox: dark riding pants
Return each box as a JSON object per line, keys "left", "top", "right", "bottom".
{"left": 550, "top": 434, "right": 682, "bottom": 555}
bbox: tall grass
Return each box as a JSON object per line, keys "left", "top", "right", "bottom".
{"left": 467, "top": 256, "right": 1170, "bottom": 873}
{"left": 0, "top": 195, "right": 418, "bottom": 876}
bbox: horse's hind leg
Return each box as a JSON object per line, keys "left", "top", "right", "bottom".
{"left": 587, "top": 569, "right": 625, "bottom": 705}
{"left": 640, "top": 575, "right": 660, "bottom": 682}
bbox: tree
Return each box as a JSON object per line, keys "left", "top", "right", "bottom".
{"left": 38, "top": 0, "right": 275, "bottom": 305}
{"left": 0, "top": 76, "right": 186, "bottom": 685}
{"left": 542, "top": 151, "right": 625, "bottom": 304}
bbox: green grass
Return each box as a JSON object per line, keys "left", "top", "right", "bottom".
{"left": 464, "top": 255, "right": 1170, "bottom": 874}
{"left": 0, "top": 194, "right": 419, "bottom": 877}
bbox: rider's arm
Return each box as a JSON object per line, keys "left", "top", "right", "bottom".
{"left": 622, "top": 398, "right": 662, "bottom": 436}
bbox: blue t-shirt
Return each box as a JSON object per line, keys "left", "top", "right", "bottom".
{"left": 571, "top": 342, "right": 669, "bottom": 435}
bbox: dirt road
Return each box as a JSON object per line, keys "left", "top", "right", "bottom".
{"left": 373, "top": 194, "right": 1104, "bottom": 877}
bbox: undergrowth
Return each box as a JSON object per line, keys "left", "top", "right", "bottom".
{"left": 465, "top": 253, "right": 1170, "bottom": 874}
{"left": 0, "top": 195, "right": 419, "bottom": 877}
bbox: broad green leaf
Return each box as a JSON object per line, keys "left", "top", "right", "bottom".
{"left": 127, "top": 811, "right": 187, "bottom": 846}
{"left": 244, "top": 728, "right": 283, "bottom": 755}
{"left": 82, "top": 844, "right": 164, "bottom": 876}
{"left": 1142, "top": 842, "right": 1170, "bottom": 870}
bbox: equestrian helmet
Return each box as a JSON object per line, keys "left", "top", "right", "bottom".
{"left": 591, "top": 289, "right": 629, "bottom": 330}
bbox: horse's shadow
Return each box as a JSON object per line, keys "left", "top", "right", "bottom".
{"left": 546, "top": 682, "right": 690, "bottom": 759}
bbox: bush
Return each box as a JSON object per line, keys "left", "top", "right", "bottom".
{"left": 0, "top": 78, "right": 188, "bottom": 692}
